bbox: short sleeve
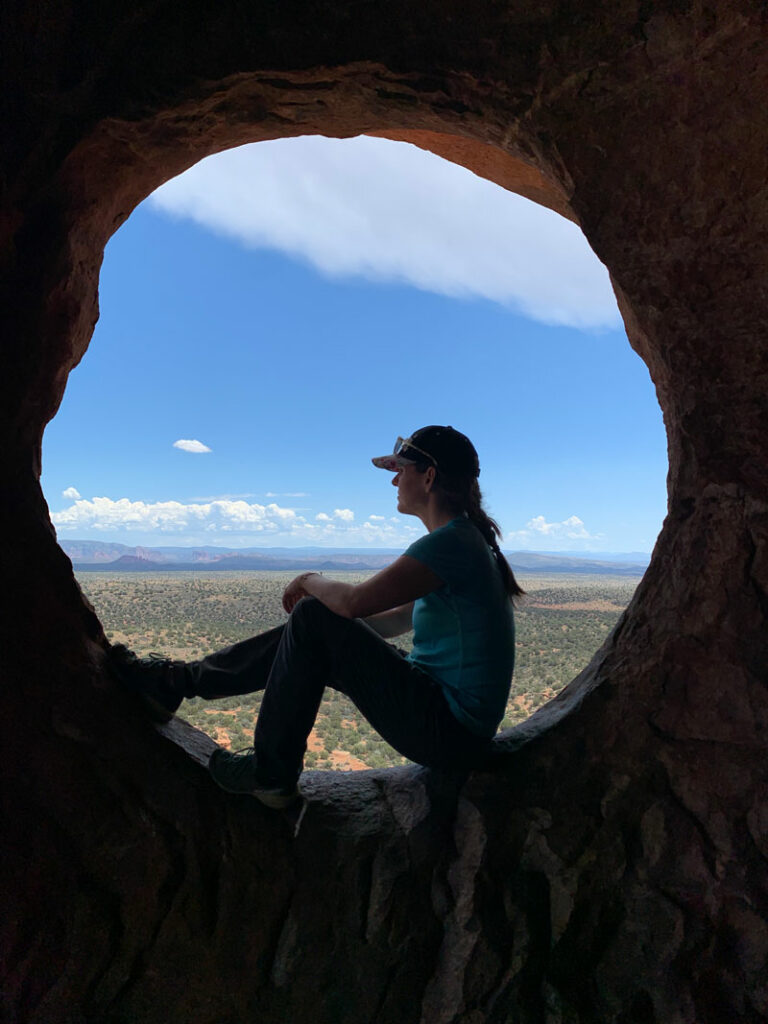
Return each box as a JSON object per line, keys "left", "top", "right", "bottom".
{"left": 404, "top": 526, "right": 465, "bottom": 587}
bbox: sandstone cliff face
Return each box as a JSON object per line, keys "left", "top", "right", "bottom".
{"left": 2, "top": 3, "right": 768, "bottom": 1022}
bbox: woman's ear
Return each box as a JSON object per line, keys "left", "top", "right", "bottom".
{"left": 424, "top": 466, "right": 436, "bottom": 491}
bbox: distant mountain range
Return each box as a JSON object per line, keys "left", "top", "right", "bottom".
{"left": 61, "top": 540, "right": 649, "bottom": 575}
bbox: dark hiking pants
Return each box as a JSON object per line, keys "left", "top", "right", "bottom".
{"left": 185, "top": 597, "right": 490, "bottom": 784}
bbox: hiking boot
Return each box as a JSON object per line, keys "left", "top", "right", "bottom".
{"left": 109, "top": 644, "right": 188, "bottom": 722}
{"left": 208, "top": 748, "right": 299, "bottom": 809}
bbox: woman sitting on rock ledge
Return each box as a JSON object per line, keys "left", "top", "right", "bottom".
{"left": 111, "top": 426, "right": 523, "bottom": 808}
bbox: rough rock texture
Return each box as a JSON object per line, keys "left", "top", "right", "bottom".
{"left": 2, "top": 2, "right": 768, "bottom": 1022}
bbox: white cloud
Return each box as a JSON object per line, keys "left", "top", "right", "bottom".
{"left": 317, "top": 508, "right": 354, "bottom": 522}
{"left": 368, "top": 514, "right": 386, "bottom": 521}
{"left": 173, "top": 439, "right": 212, "bottom": 454}
{"left": 51, "top": 494, "right": 420, "bottom": 547}
{"left": 527, "top": 515, "right": 592, "bottom": 538}
{"left": 62, "top": 486, "right": 81, "bottom": 500}
{"left": 507, "top": 514, "right": 603, "bottom": 548}
{"left": 149, "top": 136, "right": 620, "bottom": 330}
{"left": 52, "top": 496, "right": 298, "bottom": 533}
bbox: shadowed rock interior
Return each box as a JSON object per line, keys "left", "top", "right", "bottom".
{"left": 1, "top": 2, "right": 767, "bottom": 1022}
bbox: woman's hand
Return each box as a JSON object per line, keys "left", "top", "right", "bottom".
{"left": 282, "top": 572, "right": 318, "bottom": 614}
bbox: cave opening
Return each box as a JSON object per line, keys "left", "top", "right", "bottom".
{"left": 5, "top": 6, "right": 768, "bottom": 1020}
{"left": 40, "top": 133, "right": 665, "bottom": 769}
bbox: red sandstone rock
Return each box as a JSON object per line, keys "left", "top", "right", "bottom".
{"left": 1, "top": 2, "right": 768, "bottom": 1022}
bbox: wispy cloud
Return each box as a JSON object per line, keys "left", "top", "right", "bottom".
{"left": 150, "top": 136, "right": 620, "bottom": 330}
{"left": 62, "top": 486, "right": 81, "bottom": 500}
{"left": 52, "top": 495, "right": 419, "bottom": 547}
{"left": 173, "top": 439, "right": 211, "bottom": 454}
{"left": 190, "top": 492, "right": 259, "bottom": 502}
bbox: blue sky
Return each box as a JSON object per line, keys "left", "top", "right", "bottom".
{"left": 42, "top": 136, "right": 667, "bottom": 553}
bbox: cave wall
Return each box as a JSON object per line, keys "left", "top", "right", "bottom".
{"left": 2, "top": 2, "right": 768, "bottom": 1022}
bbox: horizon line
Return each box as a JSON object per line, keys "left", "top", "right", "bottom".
{"left": 59, "top": 538, "right": 652, "bottom": 559}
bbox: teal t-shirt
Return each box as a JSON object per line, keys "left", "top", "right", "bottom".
{"left": 404, "top": 517, "right": 515, "bottom": 737}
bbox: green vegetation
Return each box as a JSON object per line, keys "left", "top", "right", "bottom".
{"left": 79, "top": 570, "right": 640, "bottom": 769}
{"left": 506, "top": 577, "right": 636, "bottom": 725}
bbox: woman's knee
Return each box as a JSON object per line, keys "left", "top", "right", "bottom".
{"left": 289, "top": 596, "right": 359, "bottom": 647}
{"left": 290, "top": 595, "right": 324, "bottom": 622}
{"left": 288, "top": 596, "right": 335, "bottom": 637}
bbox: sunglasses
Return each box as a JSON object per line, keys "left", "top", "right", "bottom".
{"left": 394, "top": 435, "right": 438, "bottom": 468}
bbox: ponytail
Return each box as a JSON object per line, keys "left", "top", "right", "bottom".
{"left": 463, "top": 479, "right": 524, "bottom": 600}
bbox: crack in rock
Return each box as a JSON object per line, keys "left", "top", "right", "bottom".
{"left": 420, "top": 797, "right": 486, "bottom": 1024}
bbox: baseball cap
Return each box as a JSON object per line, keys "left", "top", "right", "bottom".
{"left": 371, "top": 425, "right": 480, "bottom": 477}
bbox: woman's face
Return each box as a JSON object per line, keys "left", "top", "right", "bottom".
{"left": 392, "top": 463, "right": 430, "bottom": 516}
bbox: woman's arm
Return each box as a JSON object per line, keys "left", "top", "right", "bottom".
{"left": 282, "top": 555, "right": 442, "bottom": 618}
{"left": 365, "top": 602, "right": 415, "bottom": 638}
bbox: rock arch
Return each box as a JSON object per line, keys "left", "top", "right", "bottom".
{"left": 2, "top": 3, "right": 767, "bottom": 1022}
